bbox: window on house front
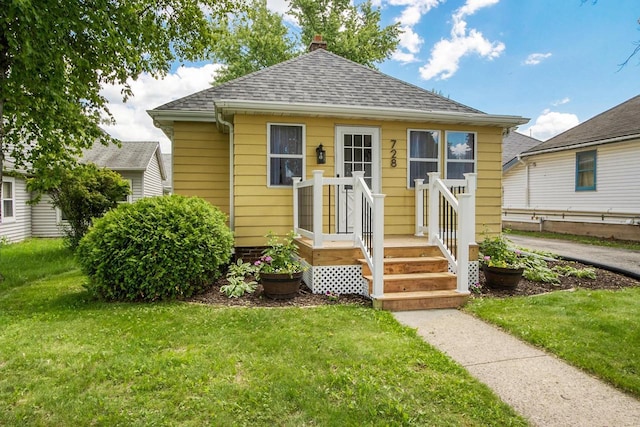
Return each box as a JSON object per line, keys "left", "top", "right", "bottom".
{"left": 2, "top": 178, "right": 15, "bottom": 223}
{"left": 407, "top": 130, "right": 440, "bottom": 188}
{"left": 268, "top": 124, "right": 305, "bottom": 187}
{"left": 445, "top": 131, "right": 476, "bottom": 179}
{"left": 576, "top": 150, "right": 596, "bottom": 191}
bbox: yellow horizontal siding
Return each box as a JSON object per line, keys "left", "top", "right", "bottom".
{"left": 172, "top": 122, "right": 230, "bottom": 216}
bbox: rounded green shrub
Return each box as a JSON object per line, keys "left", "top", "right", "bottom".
{"left": 77, "top": 195, "right": 234, "bottom": 301}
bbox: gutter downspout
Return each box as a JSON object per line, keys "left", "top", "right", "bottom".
{"left": 516, "top": 155, "right": 529, "bottom": 208}
{"left": 217, "top": 112, "right": 235, "bottom": 231}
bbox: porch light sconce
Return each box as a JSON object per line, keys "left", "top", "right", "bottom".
{"left": 316, "top": 144, "right": 326, "bottom": 164}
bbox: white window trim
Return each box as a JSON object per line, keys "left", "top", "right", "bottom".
{"left": 56, "top": 207, "right": 68, "bottom": 225}
{"left": 406, "top": 129, "right": 441, "bottom": 189}
{"left": 267, "top": 123, "right": 306, "bottom": 188}
{"left": 1, "top": 177, "right": 16, "bottom": 224}
{"left": 444, "top": 131, "right": 477, "bottom": 179}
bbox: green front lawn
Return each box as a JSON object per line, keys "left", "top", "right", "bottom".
{"left": 466, "top": 289, "right": 640, "bottom": 398}
{"left": 0, "top": 239, "right": 526, "bottom": 426}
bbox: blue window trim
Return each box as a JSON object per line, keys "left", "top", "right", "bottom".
{"left": 575, "top": 150, "right": 597, "bottom": 191}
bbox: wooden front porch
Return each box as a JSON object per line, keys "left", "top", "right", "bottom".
{"left": 296, "top": 235, "right": 478, "bottom": 311}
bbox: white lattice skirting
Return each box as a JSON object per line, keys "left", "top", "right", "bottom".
{"left": 301, "top": 258, "right": 480, "bottom": 296}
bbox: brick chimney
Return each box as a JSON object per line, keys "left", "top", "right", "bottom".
{"left": 308, "top": 35, "right": 327, "bottom": 52}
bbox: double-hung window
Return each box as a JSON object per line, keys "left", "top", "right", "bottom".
{"left": 575, "top": 150, "right": 596, "bottom": 191}
{"left": 445, "top": 131, "right": 476, "bottom": 179}
{"left": 118, "top": 179, "right": 133, "bottom": 203}
{"left": 268, "top": 124, "right": 305, "bottom": 187}
{"left": 1, "top": 178, "right": 15, "bottom": 223}
{"left": 407, "top": 130, "right": 439, "bottom": 188}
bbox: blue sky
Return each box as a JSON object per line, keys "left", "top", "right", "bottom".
{"left": 102, "top": 0, "right": 640, "bottom": 152}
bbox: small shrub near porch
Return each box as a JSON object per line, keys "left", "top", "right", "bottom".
{"left": 77, "top": 195, "right": 233, "bottom": 301}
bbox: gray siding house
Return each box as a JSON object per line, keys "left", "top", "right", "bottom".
{"left": 1, "top": 141, "right": 167, "bottom": 242}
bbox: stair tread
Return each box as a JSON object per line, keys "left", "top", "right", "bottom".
{"left": 363, "top": 272, "right": 455, "bottom": 281}
{"left": 357, "top": 257, "right": 447, "bottom": 264}
{"left": 375, "top": 290, "right": 470, "bottom": 300}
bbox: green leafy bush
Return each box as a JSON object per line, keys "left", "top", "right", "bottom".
{"left": 77, "top": 195, "right": 233, "bottom": 301}
{"left": 30, "top": 163, "right": 130, "bottom": 249}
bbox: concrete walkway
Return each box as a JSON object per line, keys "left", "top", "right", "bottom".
{"left": 394, "top": 309, "right": 640, "bottom": 426}
{"left": 508, "top": 235, "right": 640, "bottom": 278}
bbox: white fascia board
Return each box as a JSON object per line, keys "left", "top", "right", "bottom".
{"left": 214, "top": 99, "right": 530, "bottom": 127}
{"left": 521, "top": 133, "right": 640, "bottom": 157}
{"left": 146, "top": 109, "right": 217, "bottom": 123}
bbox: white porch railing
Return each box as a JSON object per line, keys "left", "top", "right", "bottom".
{"left": 414, "top": 172, "right": 477, "bottom": 293}
{"left": 293, "top": 170, "right": 385, "bottom": 297}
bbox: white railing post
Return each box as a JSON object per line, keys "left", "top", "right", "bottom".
{"left": 464, "top": 173, "right": 477, "bottom": 241}
{"left": 371, "top": 193, "right": 386, "bottom": 298}
{"left": 427, "top": 172, "right": 440, "bottom": 244}
{"left": 414, "top": 178, "right": 424, "bottom": 236}
{"left": 312, "top": 170, "right": 324, "bottom": 248}
{"left": 292, "top": 177, "right": 301, "bottom": 234}
{"left": 352, "top": 171, "right": 365, "bottom": 245}
{"left": 457, "top": 194, "right": 473, "bottom": 293}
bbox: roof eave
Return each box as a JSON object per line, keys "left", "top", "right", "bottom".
{"left": 521, "top": 133, "right": 640, "bottom": 157}
{"left": 214, "top": 100, "right": 529, "bottom": 127}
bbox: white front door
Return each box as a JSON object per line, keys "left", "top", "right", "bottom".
{"left": 335, "top": 126, "right": 381, "bottom": 233}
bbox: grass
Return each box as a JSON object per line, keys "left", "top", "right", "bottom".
{"left": 506, "top": 229, "right": 640, "bottom": 251}
{"left": 0, "top": 239, "right": 527, "bottom": 426}
{"left": 466, "top": 288, "right": 640, "bottom": 398}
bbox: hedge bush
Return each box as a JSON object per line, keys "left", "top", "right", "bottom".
{"left": 77, "top": 195, "right": 234, "bottom": 301}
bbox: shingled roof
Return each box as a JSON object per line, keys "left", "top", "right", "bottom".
{"left": 155, "top": 49, "right": 481, "bottom": 114}
{"left": 81, "top": 141, "right": 165, "bottom": 179}
{"left": 502, "top": 131, "right": 543, "bottom": 172}
{"left": 523, "top": 94, "right": 640, "bottom": 156}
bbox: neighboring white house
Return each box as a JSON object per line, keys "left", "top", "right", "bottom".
{"left": 502, "top": 94, "right": 640, "bottom": 241}
{"left": 1, "top": 140, "right": 167, "bottom": 242}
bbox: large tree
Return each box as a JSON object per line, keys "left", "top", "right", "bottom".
{"left": 212, "top": 0, "right": 401, "bottom": 84}
{"left": 0, "top": 0, "right": 240, "bottom": 217}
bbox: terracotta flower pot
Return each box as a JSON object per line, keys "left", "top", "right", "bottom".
{"left": 259, "top": 271, "right": 303, "bottom": 299}
{"left": 482, "top": 265, "right": 524, "bottom": 289}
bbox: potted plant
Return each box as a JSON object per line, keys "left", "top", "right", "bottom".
{"left": 479, "top": 234, "right": 525, "bottom": 289}
{"left": 254, "top": 231, "right": 306, "bottom": 299}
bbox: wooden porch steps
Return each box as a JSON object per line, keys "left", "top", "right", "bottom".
{"left": 359, "top": 247, "right": 469, "bottom": 311}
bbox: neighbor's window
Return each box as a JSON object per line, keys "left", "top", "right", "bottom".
{"left": 1, "top": 178, "right": 15, "bottom": 222}
{"left": 268, "top": 124, "right": 305, "bottom": 187}
{"left": 117, "top": 179, "right": 133, "bottom": 203}
{"left": 445, "top": 131, "right": 476, "bottom": 179}
{"left": 575, "top": 150, "right": 596, "bottom": 191}
{"left": 407, "top": 129, "right": 439, "bottom": 188}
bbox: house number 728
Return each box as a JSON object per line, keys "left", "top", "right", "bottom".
{"left": 390, "top": 139, "right": 397, "bottom": 168}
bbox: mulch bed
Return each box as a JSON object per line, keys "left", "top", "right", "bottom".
{"left": 188, "top": 260, "right": 640, "bottom": 307}
{"left": 476, "top": 260, "right": 640, "bottom": 298}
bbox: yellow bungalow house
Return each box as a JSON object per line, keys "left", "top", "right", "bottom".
{"left": 148, "top": 42, "right": 528, "bottom": 310}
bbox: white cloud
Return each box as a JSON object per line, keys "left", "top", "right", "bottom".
{"left": 524, "top": 52, "right": 552, "bottom": 65}
{"left": 390, "top": 0, "right": 443, "bottom": 64}
{"left": 519, "top": 109, "right": 580, "bottom": 141}
{"left": 552, "top": 97, "right": 570, "bottom": 106}
{"left": 101, "top": 64, "right": 221, "bottom": 153}
{"left": 419, "top": 0, "right": 504, "bottom": 80}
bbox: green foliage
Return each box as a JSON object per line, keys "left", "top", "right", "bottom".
{"left": 30, "top": 163, "right": 130, "bottom": 249}
{"left": 554, "top": 265, "right": 597, "bottom": 279}
{"left": 212, "top": 0, "right": 400, "bottom": 83}
{"left": 521, "top": 256, "right": 560, "bottom": 284}
{"left": 213, "top": 0, "right": 297, "bottom": 84}
{"left": 220, "top": 275, "right": 258, "bottom": 298}
{"left": 76, "top": 195, "right": 233, "bottom": 301}
{"left": 0, "top": 0, "right": 241, "bottom": 194}
{"left": 220, "top": 258, "right": 258, "bottom": 298}
{"left": 479, "top": 234, "right": 526, "bottom": 269}
{"left": 289, "top": 0, "right": 401, "bottom": 68}
{"left": 226, "top": 258, "right": 257, "bottom": 279}
{"left": 254, "top": 230, "right": 305, "bottom": 278}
